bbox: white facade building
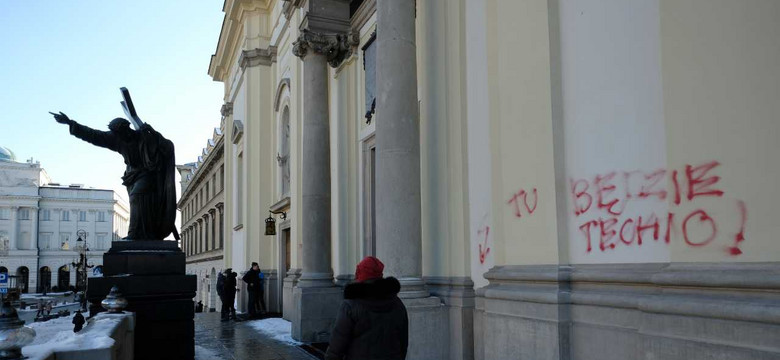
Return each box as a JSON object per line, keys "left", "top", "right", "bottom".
{"left": 0, "top": 146, "right": 129, "bottom": 293}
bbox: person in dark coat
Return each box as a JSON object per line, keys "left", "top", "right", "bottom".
{"left": 242, "top": 262, "right": 266, "bottom": 317}
{"left": 221, "top": 269, "right": 238, "bottom": 321}
{"left": 72, "top": 310, "right": 85, "bottom": 332}
{"left": 325, "top": 256, "right": 408, "bottom": 360}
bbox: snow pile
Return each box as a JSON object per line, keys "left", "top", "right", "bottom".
{"left": 22, "top": 315, "right": 117, "bottom": 360}
{"left": 246, "top": 318, "right": 302, "bottom": 345}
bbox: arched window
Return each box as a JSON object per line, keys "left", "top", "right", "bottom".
{"left": 16, "top": 267, "right": 28, "bottom": 293}
{"left": 38, "top": 266, "right": 51, "bottom": 293}
{"left": 57, "top": 265, "right": 70, "bottom": 291}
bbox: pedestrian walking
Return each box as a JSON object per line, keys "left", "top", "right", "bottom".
{"left": 72, "top": 310, "right": 85, "bottom": 332}
{"left": 325, "top": 256, "right": 408, "bottom": 360}
{"left": 243, "top": 262, "right": 267, "bottom": 318}
{"left": 220, "top": 269, "right": 238, "bottom": 321}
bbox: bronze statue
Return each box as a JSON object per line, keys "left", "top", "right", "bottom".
{"left": 50, "top": 89, "right": 179, "bottom": 241}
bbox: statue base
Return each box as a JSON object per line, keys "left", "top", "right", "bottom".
{"left": 88, "top": 240, "right": 196, "bottom": 360}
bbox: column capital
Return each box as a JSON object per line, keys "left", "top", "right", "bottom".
{"left": 221, "top": 102, "right": 233, "bottom": 117}
{"left": 215, "top": 202, "right": 224, "bottom": 212}
{"left": 239, "top": 46, "right": 277, "bottom": 69}
{"left": 292, "top": 29, "right": 357, "bottom": 67}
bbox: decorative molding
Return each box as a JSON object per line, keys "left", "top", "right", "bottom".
{"left": 292, "top": 29, "right": 358, "bottom": 68}
{"left": 231, "top": 119, "right": 244, "bottom": 144}
{"left": 220, "top": 102, "right": 233, "bottom": 117}
{"left": 480, "top": 262, "right": 780, "bottom": 325}
{"left": 270, "top": 197, "right": 291, "bottom": 213}
{"left": 239, "top": 46, "right": 277, "bottom": 69}
{"left": 273, "top": 78, "right": 291, "bottom": 112}
{"left": 350, "top": 0, "right": 376, "bottom": 32}
{"left": 282, "top": 0, "right": 303, "bottom": 20}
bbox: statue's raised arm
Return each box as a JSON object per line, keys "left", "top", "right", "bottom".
{"left": 48, "top": 89, "right": 179, "bottom": 241}
{"left": 50, "top": 111, "right": 122, "bottom": 152}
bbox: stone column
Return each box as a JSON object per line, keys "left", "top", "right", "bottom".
{"left": 10, "top": 206, "right": 18, "bottom": 250}
{"left": 291, "top": 26, "right": 353, "bottom": 342}
{"left": 375, "top": 0, "right": 427, "bottom": 298}
{"left": 202, "top": 215, "right": 210, "bottom": 252}
{"left": 293, "top": 31, "right": 335, "bottom": 288}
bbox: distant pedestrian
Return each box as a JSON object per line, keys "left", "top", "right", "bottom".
{"left": 72, "top": 310, "right": 85, "bottom": 332}
{"left": 220, "top": 269, "right": 238, "bottom": 321}
{"left": 325, "top": 256, "right": 408, "bottom": 360}
{"left": 242, "top": 262, "right": 266, "bottom": 317}
{"left": 195, "top": 300, "right": 204, "bottom": 313}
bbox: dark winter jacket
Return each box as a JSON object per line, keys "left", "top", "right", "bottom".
{"left": 224, "top": 273, "right": 238, "bottom": 300}
{"left": 325, "top": 277, "right": 408, "bottom": 360}
{"left": 242, "top": 268, "right": 263, "bottom": 292}
{"left": 216, "top": 273, "right": 225, "bottom": 298}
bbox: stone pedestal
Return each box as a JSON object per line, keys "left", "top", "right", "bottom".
{"left": 403, "top": 296, "right": 449, "bottom": 360}
{"left": 291, "top": 286, "right": 343, "bottom": 343}
{"left": 88, "top": 241, "right": 196, "bottom": 360}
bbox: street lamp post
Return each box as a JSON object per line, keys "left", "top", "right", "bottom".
{"left": 71, "top": 230, "right": 93, "bottom": 311}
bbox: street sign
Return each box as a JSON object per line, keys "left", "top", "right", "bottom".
{"left": 0, "top": 272, "right": 8, "bottom": 286}
{"left": 0, "top": 288, "right": 7, "bottom": 294}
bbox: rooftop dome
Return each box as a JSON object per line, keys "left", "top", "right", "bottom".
{"left": 0, "top": 146, "right": 16, "bottom": 162}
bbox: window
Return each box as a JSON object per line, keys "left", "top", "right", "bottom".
{"left": 79, "top": 211, "right": 87, "bottom": 222}
{"left": 280, "top": 106, "right": 291, "bottom": 197}
{"left": 41, "top": 209, "right": 51, "bottom": 221}
{"left": 212, "top": 174, "right": 217, "bottom": 195}
{"left": 205, "top": 181, "right": 210, "bottom": 200}
{"left": 19, "top": 208, "right": 30, "bottom": 220}
{"left": 61, "top": 210, "right": 70, "bottom": 221}
{"left": 0, "top": 208, "right": 8, "bottom": 220}
{"left": 97, "top": 211, "right": 106, "bottom": 222}
{"left": 236, "top": 152, "right": 244, "bottom": 226}
{"left": 60, "top": 233, "right": 70, "bottom": 249}
{"left": 39, "top": 233, "right": 52, "bottom": 249}
{"left": 220, "top": 165, "right": 225, "bottom": 189}
{"left": 362, "top": 31, "right": 377, "bottom": 123}
{"left": 97, "top": 234, "right": 107, "bottom": 249}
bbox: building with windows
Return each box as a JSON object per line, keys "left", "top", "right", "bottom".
{"left": 0, "top": 147, "right": 129, "bottom": 293}
{"left": 208, "top": 0, "right": 780, "bottom": 359}
{"left": 177, "top": 126, "right": 225, "bottom": 313}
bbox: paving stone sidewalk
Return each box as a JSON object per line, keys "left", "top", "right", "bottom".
{"left": 194, "top": 312, "right": 318, "bottom": 360}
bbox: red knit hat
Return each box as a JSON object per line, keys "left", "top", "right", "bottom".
{"left": 355, "top": 256, "right": 384, "bottom": 282}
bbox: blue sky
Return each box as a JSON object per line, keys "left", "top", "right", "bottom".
{"left": 0, "top": 1, "right": 225, "bottom": 208}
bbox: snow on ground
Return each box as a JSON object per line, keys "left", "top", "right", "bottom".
{"left": 195, "top": 345, "right": 229, "bottom": 360}
{"left": 22, "top": 314, "right": 117, "bottom": 360}
{"left": 245, "top": 318, "right": 302, "bottom": 345}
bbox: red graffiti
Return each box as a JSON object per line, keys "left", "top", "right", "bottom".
{"left": 571, "top": 161, "right": 747, "bottom": 256}
{"left": 477, "top": 226, "right": 491, "bottom": 264}
{"left": 727, "top": 201, "right": 747, "bottom": 256}
{"left": 507, "top": 188, "right": 538, "bottom": 218}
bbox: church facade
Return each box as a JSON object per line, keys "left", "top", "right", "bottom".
{"left": 0, "top": 147, "right": 129, "bottom": 294}
{"left": 206, "top": 0, "right": 780, "bottom": 359}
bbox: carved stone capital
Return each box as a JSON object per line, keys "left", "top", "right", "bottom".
{"left": 221, "top": 102, "right": 233, "bottom": 117}
{"left": 292, "top": 29, "right": 357, "bottom": 68}
{"left": 239, "top": 46, "right": 277, "bottom": 69}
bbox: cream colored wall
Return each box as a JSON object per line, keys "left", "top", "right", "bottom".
{"left": 484, "top": 0, "right": 563, "bottom": 266}
{"left": 660, "top": 0, "right": 780, "bottom": 263}
{"left": 480, "top": 0, "right": 780, "bottom": 268}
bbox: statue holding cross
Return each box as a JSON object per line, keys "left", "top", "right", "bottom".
{"left": 50, "top": 88, "right": 179, "bottom": 241}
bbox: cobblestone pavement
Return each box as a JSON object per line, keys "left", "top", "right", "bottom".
{"left": 194, "top": 312, "right": 318, "bottom": 360}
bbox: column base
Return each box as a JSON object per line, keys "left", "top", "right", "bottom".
{"left": 403, "top": 296, "right": 449, "bottom": 360}
{"left": 292, "top": 285, "right": 343, "bottom": 342}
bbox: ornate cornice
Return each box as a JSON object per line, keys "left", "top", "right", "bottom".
{"left": 221, "top": 102, "right": 233, "bottom": 117}
{"left": 239, "top": 46, "right": 277, "bottom": 69}
{"left": 282, "top": 0, "right": 303, "bottom": 20}
{"left": 292, "top": 29, "right": 358, "bottom": 68}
